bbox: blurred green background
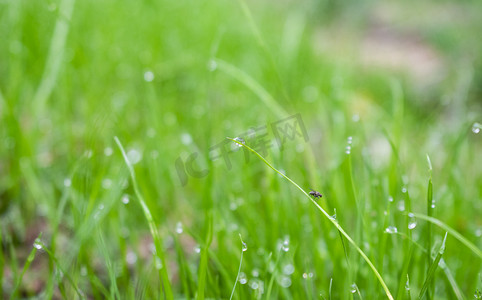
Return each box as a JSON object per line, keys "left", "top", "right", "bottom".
{"left": 1, "top": 0, "right": 481, "bottom": 299}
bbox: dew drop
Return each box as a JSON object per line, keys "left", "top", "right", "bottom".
{"left": 350, "top": 283, "right": 358, "bottom": 294}
{"left": 385, "top": 226, "right": 398, "bottom": 234}
{"left": 475, "top": 228, "right": 482, "bottom": 237}
{"left": 388, "top": 195, "right": 394, "bottom": 202}
{"left": 121, "top": 194, "right": 130, "bottom": 204}
{"left": 249, "top": 279, "right": 260, "bottom": 290}
{"left": 402, "top": 187, "right": 407, "bottom": 193}
{"left": 283, "top": 264, "right": 295, "bottom": 275}
{"left": 472, "top": 122, "right": 481, "bottom": 134}
{"left": 127, "top": 149, "right": 142, "bottom": 164}
{"left": 239, "top": 272, "right": 247, "bottom": 284}
{"left": 126, "top": 251, "right": 137, "bottom": 265}
{"left": 175, "top": 222, "right": 183, "bottom": 234}
{"left": 181, "top": 133, "right": 193, "bottom": 145}
{"left": 154, "top": 257, "right": 163, "bottom": 269}
{"left": 33, "top": 238, "right": 43, "bottom": 250}
{"left": 281, "top": 238, "right": 290, "bottom": 252}
{"left": 104, "top": 147, "right": 113, "bottom": 156}
{"left": 408, "top": 213, "right": 417, "bottom": 230}
{"left": 242, "top": 241, "right": 248, "bottom": 252}
{"left": 345, "top": 145, "right": 351, "bottom": 154}
{"left": 144, "top": 70, "right": 155, "bottom": 82}
{"left": 405, "top": 274, "right": 410, "bottom": 291}
{"left": 102, "top": 178, "right": 112, "bottom": 189}
{"left": 431, "top": 200, "right": 436, "bottom": 209}
{"left": 347, "top": 136, "right": 353, "bottom": 144}
{"left": 251, "top": 269, "right": 259, "bottom": 277}
{"left": 63, "top": 178, "right": 72, "bottom": 187}
{"left": 397, "top": 200, "right": 405, "bottom": 211}
{"left": 233, "top": 137, "right": 245, "bottom": 148}
{"left": 194, "top": 245, "right": 201, "bottom": 254}
{"left": 330, "top": 208, "right": 337, "bottom": 220}
{"left": 302, "top": 272, "right": 308, "bottom": 279}
{"left": 278, "top": 275, "right": 292, "bottom": 288}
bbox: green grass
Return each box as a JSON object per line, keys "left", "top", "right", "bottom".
{"left": 1, "top": 0, "right": 482, "bottom": 299}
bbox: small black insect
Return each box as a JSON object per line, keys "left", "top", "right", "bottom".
{"left": 309, "top": 189, "right": 322, "bottom": 199}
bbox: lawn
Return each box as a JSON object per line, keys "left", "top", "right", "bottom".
{"left": 1, "top": 0, "right": 481, "bottom": 299}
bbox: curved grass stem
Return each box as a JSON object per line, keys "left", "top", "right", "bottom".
{"left": 227, "top": 137, "right": 394, "bottom": 300}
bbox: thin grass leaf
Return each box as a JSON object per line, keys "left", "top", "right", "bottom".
{"left": 32, "top": 239, "right": 85, "bottom": 299}
{"left": 413, "top": 213, "right": 482, "bottom": 259}
{"left": 10, "top": 234, "right": 42, "bottom": 300}
{"left": 114, "top": 136, "right": 173, "bottom": 300}
{"left": 419, "top": 232, "right": 448, "bottom": 299}
{"left": 229, "top": 234, "right": 247, "bottom": 300}
{"left": 227, "top": 137, "right": 394, "bottom": 300}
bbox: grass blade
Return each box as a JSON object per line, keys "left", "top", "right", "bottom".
{"left": 227, "top": 137, "right": 394, "bottom": 300}
{"left": 229, "top": 234, "right": 247, "bottom": 300}
{"left": 413, "top": 213, "right": 482, "bottom": 259}
{"left": 419, "top": 232, "right": 448, "bottom": 299}
{"left": 114, "top": 136, "right": 173, "bottom": 300}
{"left": 10, "top": 234, "right": 42, "bottom": 299}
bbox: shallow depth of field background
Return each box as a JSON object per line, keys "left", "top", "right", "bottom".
{"left": 0, "top": 0, "right": 481, "bottom": 299}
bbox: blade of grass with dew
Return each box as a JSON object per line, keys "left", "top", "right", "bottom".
{"left": 419, "top": 232, "right": 448, "bottom": 299}
{"left": 114, "top": 136, "right": 173, "bottom": 300}
{"left": 406, "top": 274, "right": 411, "bottom": 300}
{"left": 412, "top": 213, "right": 482, "bottom": 259}
{"left": 229, "top": 234, "right": 247, "bottom": 300}
{"left": 10, "top": 233, "right": 42, "bottom": 299}
{"left": 38, "top": 240, "right": 86, "bottom": 299}
{"left": 227, "top": 137, "right": 394, "bottom": 300}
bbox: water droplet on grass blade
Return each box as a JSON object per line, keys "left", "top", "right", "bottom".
{"left": 155, "top": 257, "right": 163, "bottom": 269}
{"left": 472, "top": 122, "right": 481, "bottom": 134}
{"left": 385, "top": 226, "right": 398, "bottom": 234}
{"left": 388, "top": 195, "right": 394, "bottom": 202}
{"left": 121, "top": 194, "right": 129, "bottom": 204}
{"left": 33, "top": 238, "right": 43, "bottom": 250}
{"left": 350, "top": 283, "right": 357, "bottom": 293}
{"left": 239, "top": 272, "right": 247, "bottom": 284}
{"left": 232, "top": 137, "right": 245, "bottom": 148}
{"left": 281, "top": 239, "right": 290, "bottom": 252}
{"left": 194, "top": 245, "right": 201, "bottom": 253}
{"left": 408, "top": 213, "right": 417, "bottom": 229}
